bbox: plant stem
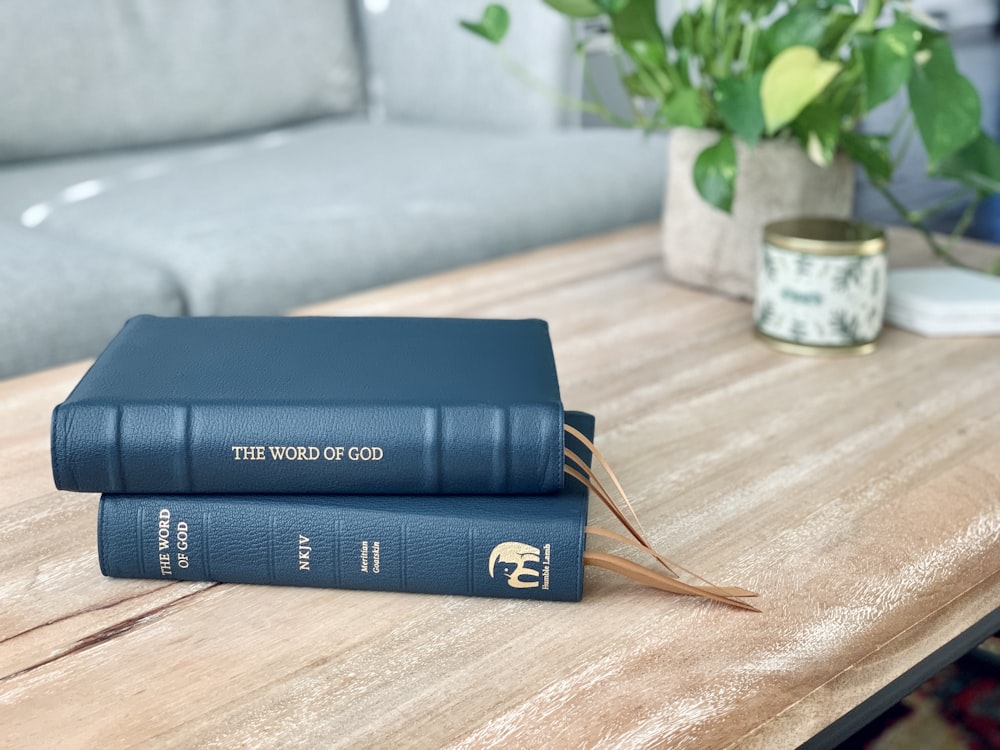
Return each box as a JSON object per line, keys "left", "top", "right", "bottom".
{"left": 891, "top": 117, "right": 917, "bottom": 171}
{"left": 574, "top": 24, "right": 647, "bottom": 129}
{"left": 888, "top": 106, "right": 909, "bottom": 141}
{"left": 827, "top": 61, "right": 863, "bottom": 119}
{"left": 610, "top": 48, "right": 652, "bottom": 128}
{"left": 908, "top": 188, "right": 973, "bottom": 222}
{"left": 721, "top": 21, "right": 741, "bottom": 77}
{"left": 496, "top": 47, "right": 635, "bottom": 127}
{"left": 830, "top": 0, "right": 885, "bottom": 59}
{"left": 951, "top": 191, "right": 982, "bottom": 243}
{"left": 875, "top": 183, "right": 990, "bottom": 271}
{"left": 738, "top": 21, "right": 758, "bottom": 72}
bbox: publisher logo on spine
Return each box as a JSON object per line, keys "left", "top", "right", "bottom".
{"left": 488, "top": 541, "right": 551, "bottom": 590}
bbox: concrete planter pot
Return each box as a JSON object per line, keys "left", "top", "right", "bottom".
{"left": 662, "top": 127, "right": 855, "bottom": 300}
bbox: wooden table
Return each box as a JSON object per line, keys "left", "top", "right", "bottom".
{"left": 2, "top": 225, "right": 999, "bottom": 748}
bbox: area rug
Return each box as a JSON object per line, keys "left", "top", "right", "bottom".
{"left": 842, "top": 636, "right": 1000, "bottom": 749}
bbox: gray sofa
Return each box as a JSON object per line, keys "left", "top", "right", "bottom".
{"left": 0, "top": 0, "right": 666, "bottom": 380}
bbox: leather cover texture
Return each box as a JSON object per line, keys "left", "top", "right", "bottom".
{"left": 98, "top": 413, "right": 594, "bottom": 601}
{"left": 52, "top": 316, "right": 564, "bottom": 495}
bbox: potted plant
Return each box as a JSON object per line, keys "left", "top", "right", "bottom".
{"left": 462, "top": 0, "right": 1000, "bottom": 299}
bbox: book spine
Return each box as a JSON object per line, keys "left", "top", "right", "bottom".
{"left": 98, "top": 493, "right": 587, "bottom": 601}
{"left": 52, "top": 401, "right": 563, "bottom": 495}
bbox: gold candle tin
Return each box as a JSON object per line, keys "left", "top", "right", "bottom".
{"left": 753, "top": 217, "right": 888, "bottom": 356}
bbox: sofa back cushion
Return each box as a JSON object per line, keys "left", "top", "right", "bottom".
{"left": 0, "top": 0, "right": 363, "bottom": 162}
{"left": 360, "top": 0, "right": 577, "bottom": 131}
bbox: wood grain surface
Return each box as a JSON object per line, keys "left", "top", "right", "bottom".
{"left": 2, "top": 225, "right": 999, "bottom": 749}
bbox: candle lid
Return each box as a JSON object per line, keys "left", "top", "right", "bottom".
{"left": 764, "top": 217, "right": 886, "bottom": 256}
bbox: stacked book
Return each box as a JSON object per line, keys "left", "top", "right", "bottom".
{"left": 51, "top": 316, "right": 756, "bottom": 608}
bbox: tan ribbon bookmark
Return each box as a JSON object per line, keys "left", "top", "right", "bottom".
{"left": 564, "top": 424, "right": 760, "bottom": 612}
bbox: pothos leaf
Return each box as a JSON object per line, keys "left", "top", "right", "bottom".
{"left": 611, "top": 0, "right": 666, "bottom": 66}
{"left": 793, "top": 102, "right": 842, "bottom": 167}
{"left": 908, "top": 37, "right": 981, "bottom": 164}
{"left": 460, "top": 4, "right": 510, "bottom": 43}
{"left": 694, "top": 134, "right": 737, "bottom": 214}
{"left": 932, "top": 131, "right": 1000, "bottom": 194}
{"left": 841, "top": 132, "right": 893, "bottom": 185}
{"left": 714, "top": 74, "right": 765, "bottom": 147}
{"left": 761, "top": 46, "right": 842, "bottom": 134}
{"left": 764, "top": 6, "right": 828, "bottom": 56}
{"left": 541, "top": 0, "right": 603, "bottom": 18}
{"left": 594, "top": 0, "right": 630, "bottom": 13}
{"left": 660, "top": 88, "right": 707, "bottom": 128}
{"left": 858, "top": 19, "right": 921, "bottom": 111}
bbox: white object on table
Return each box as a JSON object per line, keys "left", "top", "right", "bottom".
{"left": 886, "top": 267, "right": 1000, "bottom": 336}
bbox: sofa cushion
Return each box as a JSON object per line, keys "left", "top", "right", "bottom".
{"left": 0, "top": 0, "right": 363, "bottom": 162}
{"left": 0, "top": 223, "right": 184, "bottom": 380}
{"left": 0, "top": 120, "right": 665, "bottom": 316}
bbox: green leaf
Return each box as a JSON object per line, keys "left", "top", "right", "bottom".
{"left": 932, "top": 131, "right": 1000, "bottom": 194}
{"left": 792, "top": 102, "right": 841, "bottom": 166}
{"left": 612, "top": 0, "right": 666, "bottom": 66}
{"left": 541, "top": 0, "right": 602, "bottom": 18}
{"left": 693, "top": 8, "right": 716, "bottom": 62}
{"left": 744, "top": 0, "right": 783, "bottom": 17}
{"left": 460, "top": 4, "right": 510, "bottom": 43}
{"left": 841, "top": 132, "right": 893, "bottom": 185}
{"left": 858, "top": 19, "right": 920, "bottom": 111}
{"left": 622, "top": 72, "right": 655, "bottom": 99}
{"left": 659, "top": 88, "right": 707, "bottom": 128}
{"left": 820, "top": 49, "right": 866, "bottom": 120}
{"left": 594, "top": 0, "right": 630, "bottom": 13}
{"left": 908, "top": 37, "right": 981, "bottom": 164}
{"left": 854, "top": 0, "right": 883, "bottom": 33}
{"left": 764, "top": 7, "right": 828, "bottom": 56}
{"left": 694, "top": 134, "right": 737, "bottom": 213}
{"left": 714, "top": 73, "right": 765, "bottom": 146}
{"left": 671, "top": 9, "right": 696, "bottom": 50}
{"left": 818, "top": 9, "right": 858, "bottom": 57}
{"left": 761, "top": 46, "right": 842, "bottom": 134}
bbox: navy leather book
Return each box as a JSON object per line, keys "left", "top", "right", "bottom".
{"left": 52, "top": 315, "right": 564, "bottom": 495}
{"left": 98, "top": 413, "right": 594, "bottom": 601}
